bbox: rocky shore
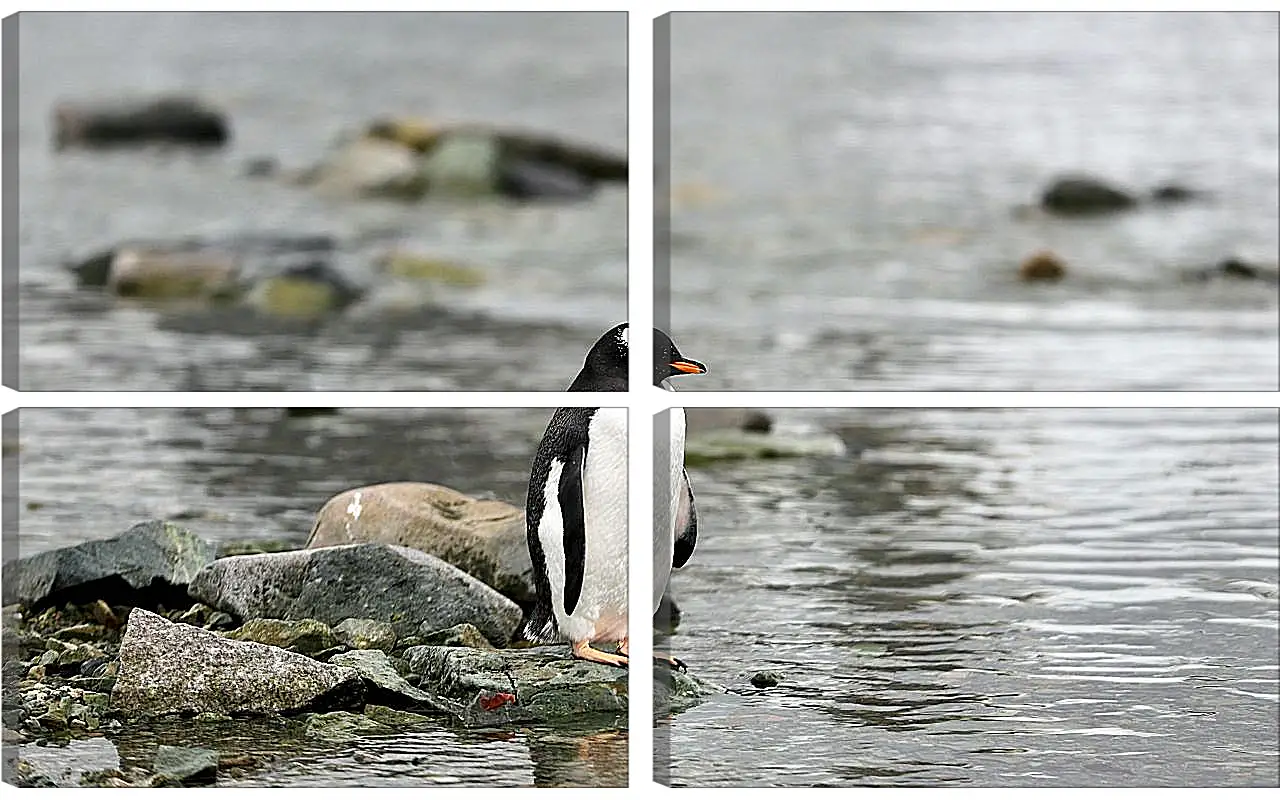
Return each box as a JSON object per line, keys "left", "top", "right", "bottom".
{"left": 2, "top": 496, "right": 714, "bottom": 787}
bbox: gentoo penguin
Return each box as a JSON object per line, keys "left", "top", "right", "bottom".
{"left": 523, "top": 322, "right": 706, "bottom": 667}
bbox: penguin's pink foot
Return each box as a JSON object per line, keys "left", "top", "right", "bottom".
{"left": 573, "top": 639, "right": 629, "bottom": 668}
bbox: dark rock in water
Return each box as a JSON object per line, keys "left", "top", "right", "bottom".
{"left": 1149, "top": 183, "right": 1203, "bottom": 204}
{"left": 307, "top": 483, "right": 535, "bottom": 608}
{"left": 403, "top": 645, "right": 627, "bottom": 726}
{"left": 1186, "top": 257, "right": 1280, "bottom": 285}
{"left": 750, "top": 671, "right": 783, "bottom": 689}
{"left": 1019, "top": 249, "right": 1068, "bottom": 283}
{"left": 225, "top": 618, "right": 339, "bottom": 657}
{"left": 153, "top": 745, "right": 218, "bottom": 785}
{"left": 189, "top": 543, "right": 523, "bottom": 646}
{"left": 1039, "top": 175, "right": 1137, "bottom": 216}
{"left": 418, "top": 622, "right": 493, "bottom": 650}
{"left": 685, "top": 409, "right": 775, "bottom": 436}
{"left": 2, "top": 520, "right": 214, "bottom": 610}
{"left": 53, "top": 96, "right": 229, "bottom": 150}
{"left": 498, "top": 158, "right": 595, "bottom": 201}
{"left": 329, "top": 649, "right": 453, "bottom": 713}
{"left": 334, "top": 618, "right": 398, "bottom": 652}
{"left": 741, "top": 411, "right": 774, "bottom": 435}
{"left": 111, "top": 608, "right": 364, "bottom": 717}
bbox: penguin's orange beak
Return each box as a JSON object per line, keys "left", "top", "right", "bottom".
{"left": 670, "top": 359, "right": 707, "bottom": 375}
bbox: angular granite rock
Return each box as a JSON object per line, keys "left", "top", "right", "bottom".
{"left": 189, "top": 543, "right": 522, "bottom": 646}
{"left": 111, "top": 608, "right": 363, "bottom": 717}
{"left": 2, "top": 521, "right": 214, "bottom": 609}
{"left": 403, "top": 645, "right": 627, "bottom": 725}
{"left": 306, "top": 483, "right": 535, "bottom": 606}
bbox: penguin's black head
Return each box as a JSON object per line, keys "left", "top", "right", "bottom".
{"left": 655, "top": 328, "right": 707, "bottom": 387}
{"left": 568, "top": 322, "right": 629, "bottom": 391}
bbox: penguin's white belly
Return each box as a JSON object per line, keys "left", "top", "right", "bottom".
{"left": 538, "top": 408, "right": 629, "bottom": 644}
{"left": 653, "top": 407, "right": 685, "bottom": 614}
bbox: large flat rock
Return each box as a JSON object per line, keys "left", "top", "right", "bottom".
{"left": 188, "top": 543, "right": 523, "bottom": 646}
{"left": 2, "top": 521, "right": 214, "bottom": 609}
{"left": 307, "top": 482, "right": 535, "bottom": 605}
{"left": 111, "top": 608, "right": 364, "bottom": 717}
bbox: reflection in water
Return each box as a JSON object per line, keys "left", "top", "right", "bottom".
{"left": 13, "top": 407, "right": 627, "bottom": 786}
{"left": 662, "top": 408, "right": 1279, "bottom": 787}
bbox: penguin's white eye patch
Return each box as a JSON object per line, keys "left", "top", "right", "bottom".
{"left": 617, "top": 325, "right": 629, "bottom": 349}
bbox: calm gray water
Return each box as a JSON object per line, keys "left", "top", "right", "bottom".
{"left": 9, "top": 406, "right": 627, "bottom": 787}
{"left": 668, "top": 12, "right": 1280, "bottom": 390}
{"left": 660, "top": 407, "right": 1280, "bottom": 787}
{"left": 15, "top": 12, "right": 626, "bottom": 391}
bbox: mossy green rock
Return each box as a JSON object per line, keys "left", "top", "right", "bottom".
{"left": 334, "top": 618, "right": 398, "bottom": 652}
{"left": 404, "top": 645, "right": 627, "bottom": 725}
{"left": 684, "top": 431, "right": 847, "bottom": 467}
{"left": 225, "top": 618, "right": 339, "bottom": 656}
{"left": 418, "top": 622, "right": 493, "bottom": 650}
{"left": 364, "top": 704, "right": 435, "bottom": 727}
{"left": 305, "top": 710, "right": 391, "bottom": 741}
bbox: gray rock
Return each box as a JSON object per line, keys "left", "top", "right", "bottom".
{"left": 1039, "top": 174, "right": 1137, "bottom": 215}
{"left": 404, "top": 645, "right": 627, "bottom": 725}
{"left": 153, "top": 745, "right": 218, "bottom": 785}
{"left": 307, "top": 483, "right": 535, "bottom": 606}
{"left": 304, "top": 710, "right": 391, "bottom": 741}
{"left": 225, "top": 618, "right": 339, "bottom": 656}
{"left": 111, "top": 608, "right": 363, "bottom": 717}
{"left": 190, "top": 543, "right": 522, "bottom": 646}
{"left": 329, "top": 649, "right": 452, "bottom": 713}
{"left": 418, "top": 622, "right": 493, "bottom": 650}
{"left": 334, "top": 618, "right": 398, "bottom": 652}
{"left": 2, "top": 520, "right": 214, "bottom": 609}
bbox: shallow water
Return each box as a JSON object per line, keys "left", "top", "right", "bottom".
{"left": 15, "top": 11, "right": 626, "bottom": 391}
{"left": 660, "top": 407, "right": 1279, "bottom": 787}
{"left": 667, "top": 12, "right": 1280, "bottom": 390}
{"left": 8, "top": 406, "right": 628, "bottom": 786}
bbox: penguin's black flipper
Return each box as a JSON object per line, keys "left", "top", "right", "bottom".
{"left": 559, "top": 442, "right": 589, "bottom": 616}
{"left": 673, "top": 468, "right": 698, "bottom": 569}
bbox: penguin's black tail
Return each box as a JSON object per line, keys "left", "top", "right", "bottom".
{"left": 520, "top": 609, "right": 560, "bottom": 645}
